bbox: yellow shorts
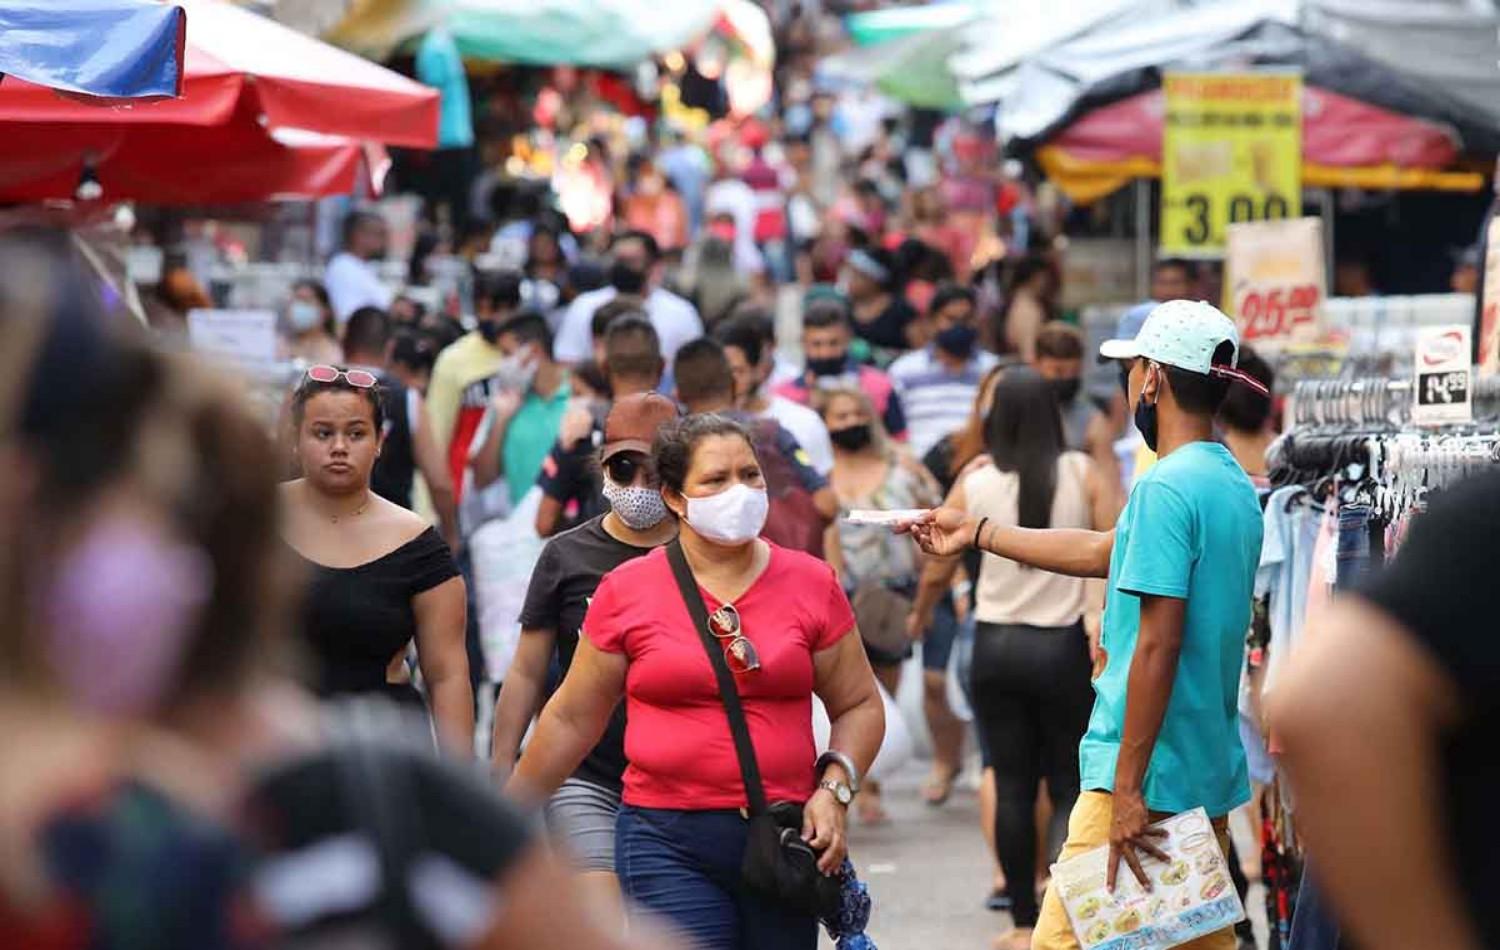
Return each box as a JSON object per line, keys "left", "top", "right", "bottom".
{"left": 1032, "top": 791, "right": 1237, "bottom": 950}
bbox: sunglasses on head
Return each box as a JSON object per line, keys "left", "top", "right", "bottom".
{"left": 709, "top": 603, "right": 760, "bottom": 674}
{"left": 305, "top": 364, "right": 378, "bottom": 389}
{"left": 604, "top": 453, "right": 651, "bottom": 485}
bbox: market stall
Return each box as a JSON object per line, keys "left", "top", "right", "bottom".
{"left": 1005, "top": 11, "right": 1500, "bottom": 204}
{"left": 0, "top": 0, "right": 439, "bottom": 204}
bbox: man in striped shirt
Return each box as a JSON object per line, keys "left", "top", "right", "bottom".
{"left": 888, "top": 284, "right": 1000, "bottom": 458}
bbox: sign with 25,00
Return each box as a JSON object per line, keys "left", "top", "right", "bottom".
{"left": 1161, "top": 72, "right": 1302, "bottom": 258}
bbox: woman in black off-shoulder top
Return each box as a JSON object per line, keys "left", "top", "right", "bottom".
{"left": 279, "top": 364, "right": 472, "bottom": 754}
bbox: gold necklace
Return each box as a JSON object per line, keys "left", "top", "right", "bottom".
{"left": 330, "top": 495, "right": 370, "bottom": 524}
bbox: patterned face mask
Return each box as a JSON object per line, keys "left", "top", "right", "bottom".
{"left": 603, "top": 477, "right": 669, "bottom": 530}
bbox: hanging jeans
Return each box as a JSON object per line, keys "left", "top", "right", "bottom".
{"left": 1334, "top": 504, "right": 1373, "bottom": 592}
{"left": 1288, "top": 863, "right": 1343, "bottom": 950}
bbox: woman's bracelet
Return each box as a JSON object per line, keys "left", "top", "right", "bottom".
{"left": 972, "top": 516, "right": 989, "bottom": 551}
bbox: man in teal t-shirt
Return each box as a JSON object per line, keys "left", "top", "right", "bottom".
{"left": 904, "top": 300, "right": 1269, "bottom": 950}
{"left": 472, "top": 312, "right": 572, "bottom": 507}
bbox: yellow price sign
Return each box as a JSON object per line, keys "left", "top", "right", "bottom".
{"left": 1161, "top": 72, "right": 1302, "bottom": 257}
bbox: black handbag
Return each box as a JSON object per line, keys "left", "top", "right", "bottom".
{"left": 665, "top": 540, "right": 842, "bottom": 920}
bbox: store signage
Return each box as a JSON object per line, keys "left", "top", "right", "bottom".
{"left": 1222, "top": 217, "right": 1325, "bottom": 350}
{"left": 1413, "top": 324, "right": 1473, "bottom": 426}
{"left": 1161, "top": 72, "right": 1302, "bottom": 258}
{"left": 1476, "top": 216, "right": 1500, "bottom": 376}
{"left": 187, "top": 309, "right": 277, "bottom": 369}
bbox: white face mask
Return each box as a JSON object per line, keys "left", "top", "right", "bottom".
{"left": 684, "top": 482, "right": 769, "bottom": 546}
{"left": 603, "top": 477, "right": 669, "bottom": 530}
{"left": 288, "top": 300, "right": 324, "bottom": 333}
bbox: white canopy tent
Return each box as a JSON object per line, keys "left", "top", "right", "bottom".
{"left": 951, "top": 0, "right": 1500, "bottom": 138}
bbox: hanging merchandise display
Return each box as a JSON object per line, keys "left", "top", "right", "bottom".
{"left": 1247, "top": 373, "right": 1500, "bottom": 947}
{"left": 1222, "top": 217, "right": 1326, "bottom": 350}
{"left": 1160, "top": 71, "right": 1302, "bottom": 258}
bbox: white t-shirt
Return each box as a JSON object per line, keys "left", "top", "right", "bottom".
{"left": 324, "top": 252, "right": 393, "bottom": 322}
{"left": 553, "top": 285, "right": 704, "bottom": 364}
{"left": 760, "top": 394, "right": 834, "bottom": 475}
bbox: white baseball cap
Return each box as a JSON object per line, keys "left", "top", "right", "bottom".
{"left": 1099, "top": 299, "right": 1269, "bottom": 395}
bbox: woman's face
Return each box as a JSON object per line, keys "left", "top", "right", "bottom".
{"left": 292, "top": 284, "right": 327, "bottom": 313}
{"left": 822, "top": 393, "right": 870, "bottom": 434}
{"left": 668, "top": 433, "right": 764, "bottom": 514}
{"left": 297, "top": 391, "right": 380, "bottom": 493}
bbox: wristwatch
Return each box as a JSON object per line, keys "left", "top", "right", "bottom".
{"left": 815, "top": 749, "right": 861, "bottom": 795}
{"left": 819, "top": 778, "right": 854, "bottom": 807}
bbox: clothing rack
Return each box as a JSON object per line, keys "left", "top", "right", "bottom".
{"left": 1290, "top": 375, "right": 1500, "bottom": 428}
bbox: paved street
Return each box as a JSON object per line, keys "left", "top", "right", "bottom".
{"left": 831, "top": 758, "right": 1269, "bottom": 949}
{"left": 833, "top": 762, "right": 1004, "bottom": 948}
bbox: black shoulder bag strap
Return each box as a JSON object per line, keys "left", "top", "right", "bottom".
{"left": 665, "top": 539, "right": 769, "bottom": 818}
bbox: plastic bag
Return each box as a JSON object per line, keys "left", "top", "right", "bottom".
{"left": 812, "top": 677, "right": 912, "bottom": 783}
{"left": 467, "top": 486, "right": 546, "bottom": 683}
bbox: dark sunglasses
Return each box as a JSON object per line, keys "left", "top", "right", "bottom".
{"left": 306, "top": 364, "right": 378, "bottom": 389}
{"left": 709, "top": 603, "right": 760, "bottom": 674}
{"left": 604, "top": 453, "right": 650, "bottom": 485}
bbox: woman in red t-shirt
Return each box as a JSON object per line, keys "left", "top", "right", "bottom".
{"left": 510, "top": 414, "right": 885, "bottom": 950}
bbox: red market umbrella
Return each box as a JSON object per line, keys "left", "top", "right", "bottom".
{"left": 1035, "top": 85, "right": 1480, "bottom": 205}
{"left": 0, "top": 105, "right": 377, "bottom": 206}
{"left": 0, "top": 0, "right": 438, "bottom": 149}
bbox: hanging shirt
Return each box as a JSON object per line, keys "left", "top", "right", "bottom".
{"left": 1079, "top": 441, "right": 1263, "bottom": 817}
{"left": 415, "top": 28, "right": 474, "bottom": 149}
{"left": 1255, "top": 486, "right": 1323, "bottom": 701}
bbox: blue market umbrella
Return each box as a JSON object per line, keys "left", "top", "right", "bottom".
{"left": 0, "top": 0, "right": 185, "bottom": 100}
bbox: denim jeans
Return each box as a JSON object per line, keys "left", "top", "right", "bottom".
{"left": 1334, "top": 504, "right": 1372, "bottom": 592}
{"left": 616, "top": 806, "right": 818, "bottom": 950}
{"left": 1288, "top": 863, "right": 1342, "bottom": 950}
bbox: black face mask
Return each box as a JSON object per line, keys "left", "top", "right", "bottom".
{"left": 1047, "top": 377, "right": 1082, "bottom": 406}
{"left": 806, "top": 354, "right": 847, "bottom": 378}
{"left": 1134, "top": 365, "right": 1159, "bottom": 452}
{"left": 934, "top": 323, "right": 978, "bottom": 358}
{"left": 829, "top": 423, "right": 873, "bottom": 452}
{"left": 608, "top": 260, "right": 648, "bottom": 295}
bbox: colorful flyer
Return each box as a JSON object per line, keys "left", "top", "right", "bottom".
{"left": 1051, "top": 808, "right": 1246, "bottom": 950}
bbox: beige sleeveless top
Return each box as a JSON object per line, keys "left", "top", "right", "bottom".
{"left": 963, "top": 451, "right": 1092, "bottom": 627}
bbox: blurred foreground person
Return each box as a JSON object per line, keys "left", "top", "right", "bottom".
{"left": 280, "top": 364, "right": 473, "bottom": 753}
{"left": 510, "top": 414, "right": 884, "bottom": 950}
{"left": 0, "top": 248, "right": 673, "bottom": 949}
{"left": 1273, "top": 472, "right": 1500, "bottom": 950}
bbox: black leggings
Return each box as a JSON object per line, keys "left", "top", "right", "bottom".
{"left": 970, "top": 621, "right": 1094, "bottom": 927}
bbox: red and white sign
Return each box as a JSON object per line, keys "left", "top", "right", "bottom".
{"left": 1223, "top": 217, "right": 1326, "bottom": 351}
{"left": 1413, "top": 324, "right": 1472, "bottom": 426}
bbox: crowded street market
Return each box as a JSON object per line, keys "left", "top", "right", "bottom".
{"left": 3, "top": 1, "right": 1500, "bottom": 949}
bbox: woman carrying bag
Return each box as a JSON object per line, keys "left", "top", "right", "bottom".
{"left": 510, "top": 413, "right": 885, "bottom": 950}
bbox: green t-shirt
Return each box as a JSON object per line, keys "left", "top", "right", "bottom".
{"left": 1079, "top": 441, "right": 1263, "bottom": 817}
{"left": 502, "top": 377, "right": 571, "bottom": 506}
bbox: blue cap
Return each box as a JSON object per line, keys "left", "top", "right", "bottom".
{"left": 1116, "top": 301, "right": 1157, "bottom": 341}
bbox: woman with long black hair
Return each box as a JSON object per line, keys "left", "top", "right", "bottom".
{"left": 912, "top": 367, "right": 1113, "bottom": 950}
